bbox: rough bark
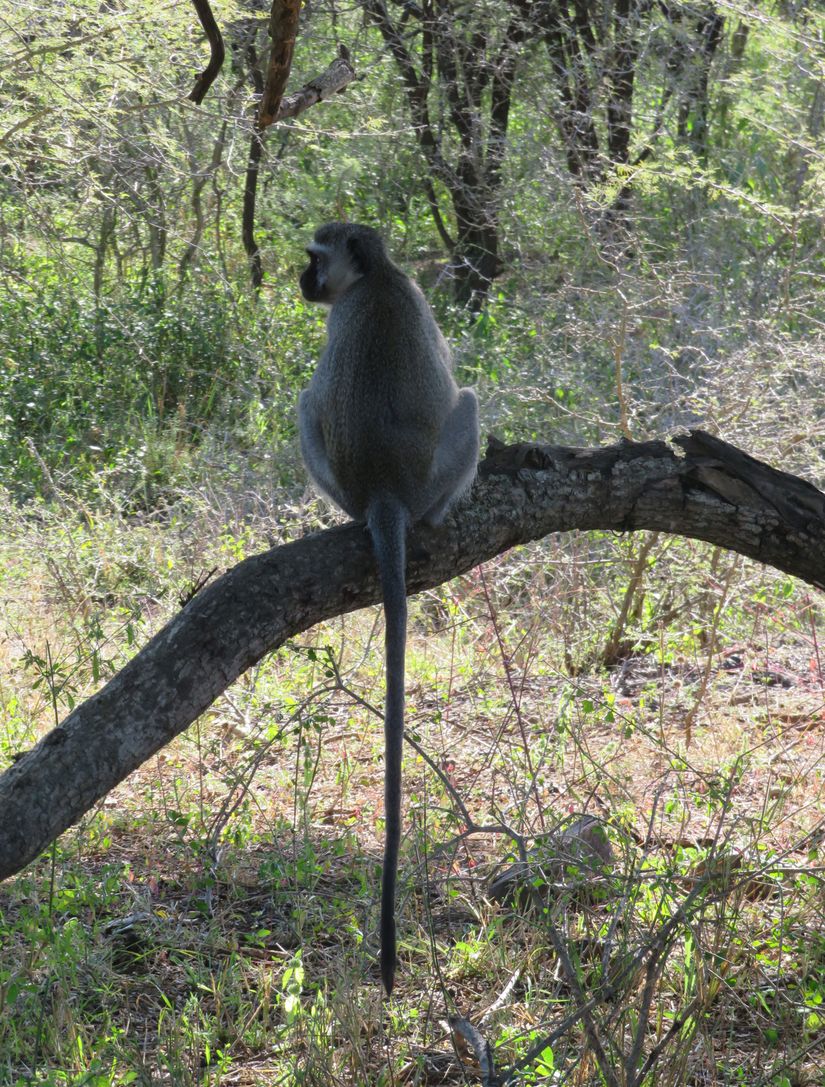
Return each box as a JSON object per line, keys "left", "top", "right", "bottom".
{"left": 0, "top": 429, "right": 823, "bottom": 882}
{"left": 257, "top": 0, "right": 301, "bottom": 131}
{"left": 274, "top": 54, "right": 357, "bottom": 123}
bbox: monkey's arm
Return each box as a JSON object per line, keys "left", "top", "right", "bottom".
{"left": 298, "top": 390, "right": 359, "bottom": 519}
{"left": 421, "top": 389, "right": 480, "bottom": 526}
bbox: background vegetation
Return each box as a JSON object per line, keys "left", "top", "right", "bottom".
{"left": 0, "top": 0, "right": 823, "bottom": 1083}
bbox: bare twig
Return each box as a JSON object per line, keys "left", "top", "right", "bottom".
{"left": 601, "top": 532, "right": 660, "bottom": 666}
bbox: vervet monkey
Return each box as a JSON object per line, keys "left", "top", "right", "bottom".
{"left": 298, "top": 223, "right": 479, "bottom": 994}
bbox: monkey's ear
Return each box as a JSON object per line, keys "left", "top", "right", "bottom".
{"left": 346, "top": 235, "right": 368, "bottom": 275}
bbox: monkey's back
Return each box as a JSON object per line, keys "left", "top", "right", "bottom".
{"left": 313, "top": 273, "right": 458, "bottom": 520}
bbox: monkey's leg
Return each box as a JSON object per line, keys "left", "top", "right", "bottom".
{"left": 298, "top": 390, "right": 360, "bottom": 519}
{"left": 421, "top": 389, "right": 480, "bottom": 525}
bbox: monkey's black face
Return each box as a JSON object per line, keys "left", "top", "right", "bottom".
{"left": 299, "top": 250, "right": 328, "bottom": 303}
{"left": 300, "top": 232, "right": 366, "bottom": 306}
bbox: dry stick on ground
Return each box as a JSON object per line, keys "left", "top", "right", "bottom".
{"left": 0, "top": 429, "right": 824, "bottom": 882}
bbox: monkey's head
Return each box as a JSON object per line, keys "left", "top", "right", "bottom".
{"left": 299, "top": 222, "right": 390, "bottom": 305}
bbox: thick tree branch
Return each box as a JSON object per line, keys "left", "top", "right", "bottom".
{"left": 274, "top": 53, "right": 357, "bottom": 122}
{"left": 241, "top": 40, "right": 266, "bottom": 291}
{"left": 257, "top": 0, "right": 301, "bottom": 130}
{"left": 0, "top": 430, "right": 822, "bottom": 882}
{"left": 188, "top": 0, "right": 226, "bottom": 105}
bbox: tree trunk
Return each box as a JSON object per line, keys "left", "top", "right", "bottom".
{"left": 677, "top": 5, "right": 724, "bottom": 163}
{"left": 606, "top": 0, "right": 641, "bottom": 173}
{"left": 448, "top": 216, "right": 502, "bottom": 310}
{"left": 242, "top": 42, "right": 266, "bottom": 292}
{"left": 0, "top": 429, "right": 823, "bottom": 882}
{"left": 188, "top": 0, "right": 226, "bottom": 105}
{"left": 537, "top": 0, "right": 603, "bottom": 181}
{"left": 363, "top": 0, "right": 522, "bottom": 308}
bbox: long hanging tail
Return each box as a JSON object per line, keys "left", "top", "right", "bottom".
{"left": 366, "top": 496, "right": 409, "bottom": 997}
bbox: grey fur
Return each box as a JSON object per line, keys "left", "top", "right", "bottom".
{"left": 298, "top": 222, "right": 479, "bottom": 994}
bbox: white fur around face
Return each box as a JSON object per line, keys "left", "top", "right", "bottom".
{"left": 308, "top": 242, "right": 364, "bottom": 302}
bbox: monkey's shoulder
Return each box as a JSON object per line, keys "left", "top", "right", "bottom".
{"left": 330, "top": 274, "right": 446, "bottom": 359}
{"left": 340, "top": 269, "right": 431, "bottom": 317}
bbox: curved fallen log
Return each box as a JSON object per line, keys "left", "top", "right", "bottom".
{"left": 0, "top": 428, "right": 823, "bottom": 881}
